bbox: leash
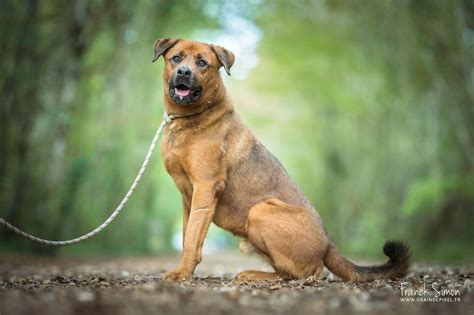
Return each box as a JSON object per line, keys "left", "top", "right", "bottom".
{"left": 0, "top": 112, "right": 184, "bottom": 246}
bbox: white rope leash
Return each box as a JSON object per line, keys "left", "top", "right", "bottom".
{"left": 0, "top": 113, "right": 177, "bottom": 246}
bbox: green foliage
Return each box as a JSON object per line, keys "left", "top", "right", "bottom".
{"left": 402, "top": 176, "right": 474, "bottom": 216}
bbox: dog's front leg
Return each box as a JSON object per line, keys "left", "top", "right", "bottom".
{"left": 181, "top": 196, "right": 190, "bottom": 248}
{"left": 164, "top": 180, "right": 224, "bottom": 282}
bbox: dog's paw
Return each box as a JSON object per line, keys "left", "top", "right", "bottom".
{"left": 235, "top": 270, "right": 261, "bottom": 282}
{"left": 163, "top": 269, "right": 192, "bottom": 283}
{"left": 235, "top": 270, "right": 287, "bottom": 282}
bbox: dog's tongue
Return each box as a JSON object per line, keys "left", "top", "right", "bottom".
{"left": 175, "top": 87, "right": 191, "bottom": 97}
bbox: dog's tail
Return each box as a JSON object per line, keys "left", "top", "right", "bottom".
{"left": 323, "top": 240, "right": 411, "bottom": 282}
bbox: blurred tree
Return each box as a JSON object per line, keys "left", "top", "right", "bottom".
{"left": 243, "top": 0, "right": 474, "bottom": 261}
{"left": 0, "top": 0, "right": 220, "bottom": 255}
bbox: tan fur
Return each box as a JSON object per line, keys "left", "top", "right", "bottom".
{"left": 155, "top": 39, "right": 411, "bottom": 283}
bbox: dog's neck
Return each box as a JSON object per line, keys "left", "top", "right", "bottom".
{"left": 163, "top": 94, "right": 234, "bottom": 131}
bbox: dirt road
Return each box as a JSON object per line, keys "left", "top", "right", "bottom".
{"left": 0, "top": 252, "right": 472, "bottom": 314}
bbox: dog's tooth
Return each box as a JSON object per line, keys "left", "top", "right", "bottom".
{"left": 179, "top": 95, "right": 182, "bottom": 100}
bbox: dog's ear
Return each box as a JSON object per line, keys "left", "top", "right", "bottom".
{"left": 211, "top": 45, "right": 235, "bottom": 76}
{"left": 152, "top": 38, "right": 179, "bottom": 62}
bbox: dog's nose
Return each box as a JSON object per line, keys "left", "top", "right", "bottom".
{"left": 177, "top": 66, "right": 192, "bottom": 77}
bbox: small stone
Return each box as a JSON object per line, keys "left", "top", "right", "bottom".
{"left": 120, "top": 270, "right": 130, "bottom": 277}
{"left": 142, "top": 282, "right": 156, "bottom": 291}
{"left": 463, "top": 279, "right": 472, "bottom": 290}
{"left": 77, "top": 291, "right": 96, "bottom": 303}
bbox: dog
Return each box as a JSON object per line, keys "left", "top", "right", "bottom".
{"left": 152, "top": 38, "right": 411, "bottom": 282}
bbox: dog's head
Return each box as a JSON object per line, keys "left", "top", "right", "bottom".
{"left": 153, "top": 38, "right": 235, "bottom": 106}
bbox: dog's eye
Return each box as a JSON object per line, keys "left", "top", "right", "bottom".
{"left": 197, "top": 59, "right": 207, "bottom": 67}
{"left": 172, "top": 55, "right": 181, "bottom": 63}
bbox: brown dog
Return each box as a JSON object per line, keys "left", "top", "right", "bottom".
{"left": 153, "top": 38, "right": 411, "bottom": 282}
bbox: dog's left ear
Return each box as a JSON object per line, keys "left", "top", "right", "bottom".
{"left": 211, "top": 45, "right": 235, "bottom": 76}
{"left": 152, "top": 38, "right": 180, "bottom": 62}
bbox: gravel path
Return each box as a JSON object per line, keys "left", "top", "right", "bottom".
{"left": 0, "top": 252, "right": 472, "bottom": 314}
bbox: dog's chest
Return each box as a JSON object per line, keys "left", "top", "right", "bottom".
{"left": 161, "top": 127, "right": 228, "bottom": 175}
{"left": 163, "top": 151, "right": 182, "bottom": 176}
{"left": 161, "top": 134, "right": 187, "bottom": 177}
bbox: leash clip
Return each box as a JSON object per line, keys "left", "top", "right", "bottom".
{"left": 164, "top": 112, "right": 175, "bottom": 124}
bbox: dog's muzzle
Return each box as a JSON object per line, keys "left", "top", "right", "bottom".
{"left": 169, "top": 67, "right": 202, "bottom": 105}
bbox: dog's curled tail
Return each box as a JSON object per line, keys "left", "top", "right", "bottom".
{"left": 323, "top": 240, "right": 412, "bottom": 282}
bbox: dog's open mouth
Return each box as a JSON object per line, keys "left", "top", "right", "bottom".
{"left": 169, "top": 83, "right": 202, "bottom": 104}
{"left": 175, "top": 84, "right": 191, "bottom": 97}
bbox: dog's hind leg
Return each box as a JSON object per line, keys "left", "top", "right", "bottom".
{"left": 238, "top": 239, "right": 258, "bottom": 255}
{"left": 238, "top": 239, "right": 272, "bottom": 262}
{"left": 236, "top": 270, "right": 290, "bottom": 281}
{"left": 238, "top": 198, "right": 329, "bottom": 281}
{"left": 237, "top": 239, "right": 292, "bottom": 281}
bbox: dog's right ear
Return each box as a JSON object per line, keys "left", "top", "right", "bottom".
{"left": 152, "top": 38, "right": 179, "bottom": 62}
